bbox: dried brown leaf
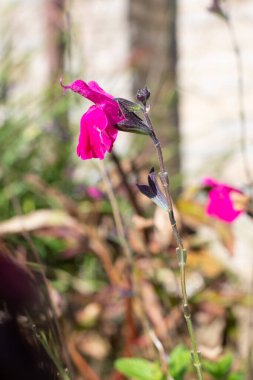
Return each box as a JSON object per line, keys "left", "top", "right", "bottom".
{"left": 187, "top": 250, "right": 224, "bottom": 278}
{"left": 0, "top": 209, "right": 85, "bottom": 235}
{"left": 77, "top": 332, "right": 111, "bottom": 360}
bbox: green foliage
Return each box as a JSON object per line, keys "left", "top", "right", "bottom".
{"left": 33, "top": 236, "right": 67, "bottom": 262}
{"left": 115, "top": 348, "right": 244, "bottom": 380}
{"left": 168, "top": 345, "right": 191, "bottom": 380}
{"left": 114, "top": 358, "right": 163, "bottom": 380}
{"left": 203, "top": 354, "right": 233, "bottom": 378}
{"left": 114, "top": 345, "right": 192, "bottom": 380}
{"left": 227, "top": 372, "right": 244, "bottom": 380}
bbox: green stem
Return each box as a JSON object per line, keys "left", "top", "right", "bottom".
{"left": 143, "top": 109, "right": 203, "bottom": 380}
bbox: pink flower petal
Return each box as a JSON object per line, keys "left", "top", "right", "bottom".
{"left": 86, "top": 186, "right": 104, "bottom": 200}
{"left": 87, "top": 81, "right": 114, "bottom": 100}
{"left": 206, "top": 187, "right": 242, "bottom": 222}
{"left": 203, "top": 177, "right": 241, "bottom": 193}
{"left": 61, "top": 79, "right": 114, "bottom": 105}
{"left": 76, "top": 106, "right": 118, "bottom": 160}
{"left": 202, "top": 177, "right": 219, "bottom": 187}
{"left": 203, "top": 177, "right": 244, "bottom": 223}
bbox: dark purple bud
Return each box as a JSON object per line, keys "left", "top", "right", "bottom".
{"left": 115, "top": 98, "right": 151, "bottom": 135}
{"left": 137, "top": 168, "right": 168, "bottom": 211}
{"left": 115, "top": 98, "right": 142, "bottom": 112}
{"left": 116, "top": 119, "right": 150, "bottom": 135}
{"left": 148, "top": 167, "right": 158, "bottom": 194}
{"left": 136, "top": 87, "right": 151, "bottom": 106}
{"left": 136, "top": 184, "right": 154, "bottom": 199}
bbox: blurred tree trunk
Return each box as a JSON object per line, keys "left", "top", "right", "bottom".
{"left": 129, "top": 0, "right": 180, "bottom": 187}
{"left": 45, "top": 0, "right": 71, "bottom": 177}
{"left": 46, "top": 0, "right": 66, "bottom": 83}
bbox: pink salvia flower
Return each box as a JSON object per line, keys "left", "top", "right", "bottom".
{"left": 60, "top": 79, "right": 124, "bottom": 160}
{"left": 202, "top": 177, "right": 244, "bottom": 223}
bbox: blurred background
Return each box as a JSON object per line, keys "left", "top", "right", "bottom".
{"left": 1, "top": 1, "right": 253, "bottom": 379}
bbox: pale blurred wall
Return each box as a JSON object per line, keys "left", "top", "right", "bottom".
{"left": 0, "top": 1, "right": 47, "bottom": 100}
{"left": 179, "top": 0, "right": 253, "bottom": 186}
{"left": 74, "top": 0, "right": 132, "bottom": 98}
{"left": 178, "top": 1, "right": 253, "bottom": 285}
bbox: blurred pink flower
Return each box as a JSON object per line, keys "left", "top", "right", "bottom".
{"left": 61, "top": 79, "right": 123, "bottom": 160}
{"left": 202, "top": 177, "right": 244, "bottom": 223}
{"left": 86, "top": 186, "right": 104, "bottom": 200}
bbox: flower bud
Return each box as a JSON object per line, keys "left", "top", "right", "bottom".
{"left": 136, "top": 87, "right": 151, "bottom": 106}
{"left": 136, "top": 168, "right": 168, "bottom": 211}
{"left": 115, "top": 98, "right": 151, "bottom": 136}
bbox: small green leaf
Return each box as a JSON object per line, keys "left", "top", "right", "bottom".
{"left": 114, "top": 358, "right": 163, "bottom": 380}
{"left": 169, "top": 345, "right": 191, "bottom": 380}
{"left": 227, "top": 372, "right": 244, "bottom": 380}
{"left": 203, "top": 355, "right": 233, "bottom": 378}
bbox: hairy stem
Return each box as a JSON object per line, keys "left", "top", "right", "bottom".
{"left": 143, "top": 108, "right": 203, "bottom": 380}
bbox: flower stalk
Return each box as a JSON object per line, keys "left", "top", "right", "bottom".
{"left": 142, "top": 106, "right": 203, "bottom": 380}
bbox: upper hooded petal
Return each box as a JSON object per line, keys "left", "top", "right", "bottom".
{"left": 61, "top": 79, "right": 115, "bottom": 105}
{"left": 202, "top": 177, "right": 241, "bottom": 193}
{"left": 87, "top": 81, "right": 114, "bottom": 100}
